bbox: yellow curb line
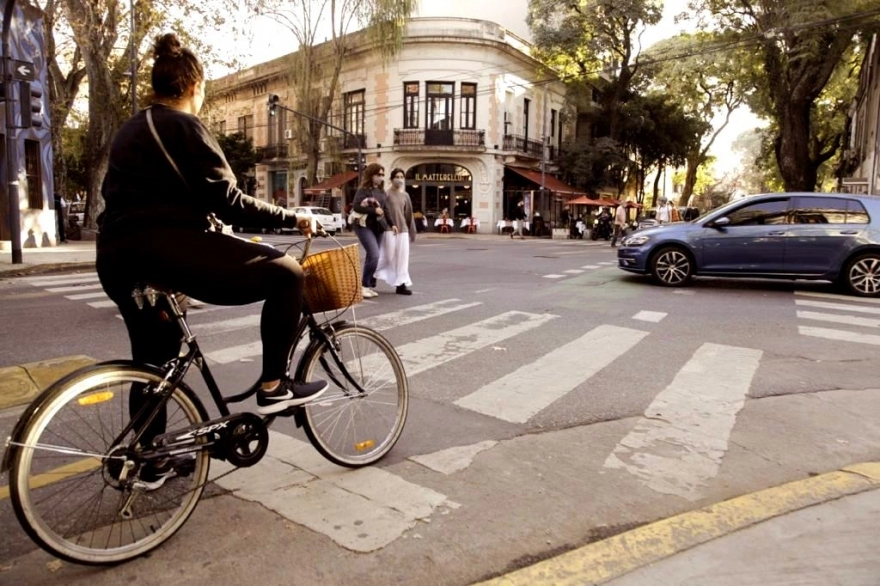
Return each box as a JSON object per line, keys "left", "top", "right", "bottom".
{"left": 476, "top": 462, "right": 880, "bottom": 586}
{"left": 0, "top": 458, "right": 102, "bottom": 501}
{"left": 0, "top": 355, "right": 96, "bottom": 410}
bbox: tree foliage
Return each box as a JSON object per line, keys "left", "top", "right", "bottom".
{"left": 257, "top": 0, "right": 415, "bottom": 192}
{"left": 216, "top": 132, "right": 257, "bottom": 194}
{"left": 528, "top": 0, "right": 662, "bottom": 141}
{"left": 38, "top": 0, "right": 260, "bottom": 227}
{"left": 687, "top": 0, "right": 880, "bottom": 191}
{"left": 642, "top": 32, "right": 750, "bottom": 204}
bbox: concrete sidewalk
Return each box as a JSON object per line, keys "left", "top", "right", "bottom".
{"left": 0, "top": 241, "right": 97, "bottom": 277}
{"left": 482, "top": 463, "right": 880, "bottom": 585}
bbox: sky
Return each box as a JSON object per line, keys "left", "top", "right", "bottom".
{"left": 221, "top": 0, "right": 760, "bottom": 175}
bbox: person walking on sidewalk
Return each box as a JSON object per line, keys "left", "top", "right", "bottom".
{"left": 611, "top": 203, "right": 628, "bottom": 247}
{"left": 54, "top": 193, "right": 67, "bottom": 243}
{"left": 350, "top": 163, "right": 389, "bottom": 299}
{"left": 97, "top": 32, "right": 328, "bottom": 474}
{"left": 375, "top": 167, "right": 416, "bottom": 295}
{"left": 511, "top": 199, "right": 526, "bottom": 239}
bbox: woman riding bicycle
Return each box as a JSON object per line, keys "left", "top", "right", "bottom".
{"left": 98, "top": 33, "right": 327, "bottom": 425}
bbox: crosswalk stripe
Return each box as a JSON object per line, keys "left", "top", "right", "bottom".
{"left": 46, "top": 283, "right": 103, "bottom": 293}
{"left": 564, "top": 269, "right": 584, "bottom": 274}
{"left": 795, "top": 290, "right": 880, "bottom": 304}
{"left": 797, "top": 310, "right": 880, "bottom": 328}
{"left": 396, "top": 311, "right": 557, "bottom": 376}
{"left": 205, "top": 299, "right": 486, "bottom": 364}
{"left": 211, "top": 431, "right": 450, "bottom": 552}
{"left": 358, "top": 299, "right": 482, "bottom": 332}
{"left": 795, "top": 299, "right": 880, "bottom": 315}
{"left": 87, "top": 300, "right": 116, "bottom": 309}
{"left": 799, "top": 325, "right": 880, "bottom": 345}
{"left": 581, "top": 265, "right": 600, "bottom": 269}
{"left": 455, "top": 325, "right": 648, "bottom": 423}
{"left": 25, "top": 274, "right": 100, "bottom": 287}
{"left": 65, "top": 291, "right": 108, "bottom": 300}
{"left": 604, "top": 343, "right": 762, "bottom": 502}
{"left": 633, "top": 311, "right": 667, "bottom": 323}
{"left": 197, "top": 314, "right": 261, "bottom": 336}
{"left": 543, "top": 274, "right": 566, "bottom": 279}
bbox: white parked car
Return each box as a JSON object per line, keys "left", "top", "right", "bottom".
{"left": 291, "top": 206, "right": 344, "bottom": 235}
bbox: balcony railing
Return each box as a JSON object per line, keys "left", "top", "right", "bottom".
{"left": 255, "top": 144, "right": 289, "bottom": 162}
{"left": 393, "top": 128, "right": 486, "bottom": 148}
{"left": 503, "top": 134, "right": 544, "bottom": 158}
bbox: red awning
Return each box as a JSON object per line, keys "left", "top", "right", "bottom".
{"left": 566, "top": 196, "right": 618, "bottom": 206}
{"left": 304, "top": 170, "right": 358, "bottom": 194}
{"left": 505, "top": 166, "right": 585, "bottom": 196}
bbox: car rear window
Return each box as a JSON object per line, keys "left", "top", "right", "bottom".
{"left": 791, "top": 197, "right": 847, "bottom": 224}
{"left": 846, "top": 200, "right": 870, "bottom": 224}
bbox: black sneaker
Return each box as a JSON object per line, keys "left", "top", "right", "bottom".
{"left": 257, "top": 379, "right": 329, "bottom": 415}
{"left": 395, "top": 285, "right": 413, "bottom": 295}
{"left": 134, "top": 454, "right": 196, "bottom": 492}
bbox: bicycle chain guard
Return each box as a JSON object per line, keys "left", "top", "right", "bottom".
{"left": 222, "top": 413, "right": 269, "bottom": 468}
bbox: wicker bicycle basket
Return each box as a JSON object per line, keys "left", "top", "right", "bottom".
{"left": 301, "top": 243, "right": 363, "bottom": 313}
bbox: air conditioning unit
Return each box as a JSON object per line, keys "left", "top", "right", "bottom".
{"left": 284, "top": 129, "right": 294, "bottom": 140}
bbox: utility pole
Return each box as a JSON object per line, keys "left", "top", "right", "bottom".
{"left": 3, "top": 0, "right": 22, "bottom": 264}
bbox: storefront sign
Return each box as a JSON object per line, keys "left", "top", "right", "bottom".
{"left": 414, "top": 173, "right": 470, "bottom": 183}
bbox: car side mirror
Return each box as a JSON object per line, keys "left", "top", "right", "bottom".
{"left": 711, "top": 216, "right": 731, "bottom": 229}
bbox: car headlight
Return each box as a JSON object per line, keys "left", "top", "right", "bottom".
{"left": 623, "top": 234, "right": 650, "bottom": 247}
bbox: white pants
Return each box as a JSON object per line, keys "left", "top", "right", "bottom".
{"left": 375, "top": 231, "right": 413, "bottom": 287}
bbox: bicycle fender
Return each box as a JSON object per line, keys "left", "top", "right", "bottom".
{"left": 1, "top": 360, "right": 207, "bottom": 473}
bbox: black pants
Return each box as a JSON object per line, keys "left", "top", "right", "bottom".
{"left": 97, "top": 228, "right": 303, "bottom": 383}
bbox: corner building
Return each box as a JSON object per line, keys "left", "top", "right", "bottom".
{"left": 206, "top": 17, "right": 578, "bottom": 232}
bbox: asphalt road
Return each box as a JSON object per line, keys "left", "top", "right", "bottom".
{"left": 1, "top": 234, "right": 879, "bottom": 584}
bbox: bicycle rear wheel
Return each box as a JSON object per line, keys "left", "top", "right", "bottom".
{"left": 8, "top": 363, "right": 210, "bottom": 565}
{"left": 299, "top": 324, "right": 408, "bottom": 467}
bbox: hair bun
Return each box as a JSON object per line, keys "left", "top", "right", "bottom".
{"left": 153, "top": 33, "right": 183, "bottom": 59}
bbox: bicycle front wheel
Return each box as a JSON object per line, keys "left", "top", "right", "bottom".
{"left": 300, "top": 324, "right": 408, "bottom": 467}
{"left": 8, "top": 364, "right": 211, "bottom": 565}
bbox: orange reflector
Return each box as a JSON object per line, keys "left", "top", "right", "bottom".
{"left": 78, "top": 391, "right": 114, "bottom": 406}
{"left": 354, "top": 440, "right": 375, "bottom": 451}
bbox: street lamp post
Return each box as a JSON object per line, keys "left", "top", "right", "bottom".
{"left": 2, "top": 0, "right": 22, "bottom": 264}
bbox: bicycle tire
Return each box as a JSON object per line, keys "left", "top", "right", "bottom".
{"left": 299, "top": 324, "right": 408, "bottom": 467}
{"left": 8, "top": 363, "right": 211, "bottom": 565}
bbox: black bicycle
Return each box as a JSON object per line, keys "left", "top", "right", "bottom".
{"left": 1, "top": 236, "right": 408, "bottom": 565}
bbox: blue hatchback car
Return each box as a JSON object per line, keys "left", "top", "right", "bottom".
{"left": 617, "top": 192, "right": 880, "bottom": 296}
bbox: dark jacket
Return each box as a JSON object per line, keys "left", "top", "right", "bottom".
{"left": 99, "top": 104, "right": 296, "bottom": 240}
{"left": 512, "top": 204, "right": 526, "bottom": 221}
{"left": 352, "top": 186, "right": 392, "bottom": 235}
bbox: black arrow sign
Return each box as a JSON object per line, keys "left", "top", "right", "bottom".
{"left": 10, "top": 60, "right": 34, "bottom": 81}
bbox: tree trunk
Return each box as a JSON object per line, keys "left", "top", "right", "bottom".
{"left": 653, "top": 166, "right": 662, "bottom": 204}
{"left": 775, "top": 100, "right": 816, "bottom": 192}
{"left": 681, "top": 153, "right": 700, "bottom": 206}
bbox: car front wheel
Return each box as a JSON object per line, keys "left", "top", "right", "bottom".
{"left": 650, "top": 246, "right": 693, "bottom": 287}
{"left": 843, "top": 253, "right": 880, "bottom": 297}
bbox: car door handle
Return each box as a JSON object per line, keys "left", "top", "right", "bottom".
{"left": 768, "top": 231, "right": 786, "bottom": 235}
{"left": 839, "top": 230, "right": 859, "bottom": 235}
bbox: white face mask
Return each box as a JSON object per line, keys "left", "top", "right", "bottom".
{"left": 372, "top": 175, "right": 384, "bottom": 187}
{"left": 392, "top": 178, "right": 405, "bottom": 189}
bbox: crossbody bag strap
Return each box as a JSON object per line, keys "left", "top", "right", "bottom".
{"left": 146, "top": 107, "right": 189, "bottom": 188}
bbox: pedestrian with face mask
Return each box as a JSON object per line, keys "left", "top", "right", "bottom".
{"left": 351, "top": 163, "right": 389, "bottom": 298}
{"left": 375, "top": 168, "right": 416, "bottom": 295}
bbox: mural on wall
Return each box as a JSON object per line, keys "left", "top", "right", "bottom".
{"left": 0, "top": 2, "right": 54, "bottom": 247}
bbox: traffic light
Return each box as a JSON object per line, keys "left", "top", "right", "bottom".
{"left": 267, "top": 94, "right": 279, "bottom": 117}
{"left": 20, "top": 82, "right": 42, "bottom": 128}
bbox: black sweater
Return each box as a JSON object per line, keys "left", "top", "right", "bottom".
{"left": 100, "top": 104, "right": 296, "bottom": 238}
